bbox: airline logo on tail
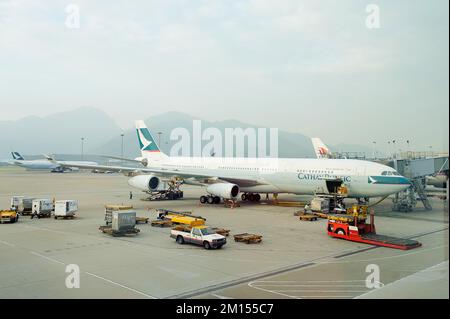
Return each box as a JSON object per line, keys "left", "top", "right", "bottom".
{"left": 311, "top": 138, "right": 332, "bottom": 159}
{"left": 11, "top": 152, "right": 24, "bottom": 160}
{"left": 135, "top": 120, "right": 160, "bottom": 153}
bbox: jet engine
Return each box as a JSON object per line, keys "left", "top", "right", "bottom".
{"left": 128, "top": 174, "right": 163, "bottom": 191}
{"left": 206, "top": 183, "right": 240, "bottom": 199}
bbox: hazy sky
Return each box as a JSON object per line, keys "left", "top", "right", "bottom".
{"left": 0, "top": 0, "right": 448, "bottom": 153}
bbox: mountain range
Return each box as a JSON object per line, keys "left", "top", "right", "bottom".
{"left": 0, "top": 107, "right": 375, "bottom": 160}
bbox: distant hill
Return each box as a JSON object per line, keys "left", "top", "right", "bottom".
{"left": 1, "top": 107, "right": 377, "bottom": 159}
{"left": 0, "top": 107, "right": 122, "bottom": 158}
{"left": 95, "top": 111, "right": 318, "bottom": 158}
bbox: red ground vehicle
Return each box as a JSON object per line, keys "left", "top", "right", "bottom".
{"left": 327, "top": 207, "right": 421, "bottom": 250}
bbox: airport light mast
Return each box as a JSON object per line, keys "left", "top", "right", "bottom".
{"left": 372, "top": 141, "right": 376, "bottom": 159}
{"left": 81, "top": 137, "right": 85, "bottom": 161}
{"left": 120, "top": 133, "right": 124, "bottom": 164}
{"left": 157, "top": 132, "right": 162, "bottom": 147}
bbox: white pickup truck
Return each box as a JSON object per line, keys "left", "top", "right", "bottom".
{"left": 170, "top": 225, "right": 227, "bottom": 249}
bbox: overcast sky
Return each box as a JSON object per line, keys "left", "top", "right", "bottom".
{"left": 0, "top": 0, "right": 448, "bottom": 153}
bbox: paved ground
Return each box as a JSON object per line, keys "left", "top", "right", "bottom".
{"left": 0, "top": 167, "right": 448, "bottom": 299}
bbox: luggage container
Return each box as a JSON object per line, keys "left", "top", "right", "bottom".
{"left": 11, "top": 196, "right": 34, "bottom": 214}
{"left": 310, "top": 197, "right": 330, "bottom": 212}
{"left": 10, "top": 195, "right": 24, "bottom": 210}
{"left": 54, "top": 200, "right": 78, "bottom": 219}
{"left": 112, "top": 211, "right": 136, "bottom": 232}
{"left": 31, "top": 198, "right": 53, "bottom": 218}
{"left": 104, "top": 204, "right": 133, "bottom": 225}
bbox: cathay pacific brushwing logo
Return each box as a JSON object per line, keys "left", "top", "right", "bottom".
{"left": 137, "top": 128, "right": 159, "bottom": 152}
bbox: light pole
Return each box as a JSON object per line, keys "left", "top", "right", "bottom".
{"left": 392, "top": 140, "right": 396, "bottom": 159}
{"left": 372, "top": 141, "right": 376, "bottom": 159}
{"left": 81, "top": 137, "right": 85, "bottom": 160}
{"left": 157, "top": 132, "right": 162, "bottom": 147}
{"left": 388, "top": 141, "right": 391, "bottom": 159}
{"left": 406, "top": 140, "right": 410, "bottom": 158}
{"left": 120, "top": 133, "right": 124, "bottom": 162}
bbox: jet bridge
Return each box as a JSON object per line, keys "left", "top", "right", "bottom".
{"left": 388, "top": 156, "right": 448, "bottom": 211}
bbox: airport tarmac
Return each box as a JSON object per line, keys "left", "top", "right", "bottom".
{"left": 0, "top": 167, "right": 448, "bottom": 299}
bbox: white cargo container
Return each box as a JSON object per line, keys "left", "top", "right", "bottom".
{"left": 112, "top": 211, "right": 136, "bottom": 231}
{"left": 31, "top": 198, "right": 53, "bottom": 218}
{"left": 310, "top": 197, "right": 330, "bottom": 213}
{"left": 11, "top": 195, "right": 24, "bottom": 210}
{"left": 54, "top": 200, "right": 78, "bottom": 219}
{"left": 11, "top": 196, "right": 34, "bottom": 214}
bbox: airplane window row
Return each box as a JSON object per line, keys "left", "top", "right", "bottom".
{"left": 297, "top": 169, "right": 333, "bottom": 174}
{"left": 381, "top": 171, "right": 401, "bottom": 176}
{"left": 219, "top": 167, "right": 261, "bottom": 171}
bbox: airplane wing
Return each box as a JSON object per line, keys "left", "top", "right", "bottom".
{"left": 53, "top": 161, "right": 268, "bottom": 186}
{"left": 99, "top": 155, "right": 148, "bottom": 167}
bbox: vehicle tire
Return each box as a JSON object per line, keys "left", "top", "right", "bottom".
{"left": 176, "top": 236, "right": 185, "bottom": 244}
{"left": 200, "top": 196, "right": 207, "bottom": 204}
{"left": 241, "top": 193, "right": 247, "bottom": 201}
{"left": 203, "top": 241, "right": 211, "bottom": 250}
{"left": 207, "top": 196, "right": 214, "bottom": 204}
{"left": 249, "top": 193, "right": 255, "bottom": 201}
{"left": 255, "top": 194, "right": 261, "bottom": 201}
{"left": 336, "top": 229, "right": 345, "bottom": 235}
{"left": 214, "top": 196, "right": 221, "bottom": 204}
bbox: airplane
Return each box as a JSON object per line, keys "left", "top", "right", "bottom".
{"left": 311, "top": 138, "right": 332, "bottom": 159}
{"left": 426, "top": 173, "right": 448, "bottom": 189}
{"left": 313, "top": 137, "right": 449, "bottom": 189}
{"left": 6, "top": 152, "right": 98, "bottom": 173}
{"left": 53, "top": 120, "right": 411, "bottom": 204}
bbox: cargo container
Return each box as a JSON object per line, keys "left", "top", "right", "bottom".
{"left": 11, "top": 196, "right": 34, "bottom": 214}
{"left": 54, "top": 200, "right": 78, "bottom": 219}
{"left": 31, "top": 198, "right": 53, "bottom": 218}
{"left": 104, "top": 204, "right": 133, "bottom": 225}
{"left": 10, "top": 195, "right": 24, "bottom": 210}
{"left": 310, "top": 197, "right": 330, "bottom": 212}
{"left": 112, "top": 211, "right": 136, "bottom": 231}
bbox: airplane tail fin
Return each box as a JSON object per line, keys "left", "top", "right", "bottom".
{"left": 11, "top": 152, "right": 24, "bottom": 160}
{"left": 135, "top": 120, "right": 169, "bottom": 162}
{"left": 311, "top": 138, "right": 332, "bottom": 159}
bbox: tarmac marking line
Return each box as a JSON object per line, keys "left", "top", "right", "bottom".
{"left": 211, "top": 293, "right": 234, "bottom": 299}
{"left": 0, "top": 240, "right": 16, "bottom": 247}
{"left": 84, "top": 272, "right": 158, "bottom": 299}
{"left": 166, "top": 262, "right": 316, "bottom": 299}
{"left": 354, "top": 260, "right": 449, "bottom": 299}
{"left": 29, "top": 251, "right": 66, "bottom": 265}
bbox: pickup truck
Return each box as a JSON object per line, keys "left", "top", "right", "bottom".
{"left": 171, "top": 225, "right": 226, "bottom": 249}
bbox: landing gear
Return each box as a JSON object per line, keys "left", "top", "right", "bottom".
{"left": 241, "top": 193, "right": 261, "bottom": 202}
{"left": 200, "top": 195, "right": 221, "bottom": 204}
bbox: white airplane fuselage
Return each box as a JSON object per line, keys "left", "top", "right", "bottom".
{"left": 12, "top": 160, "right": 97, "bottom": 171}
{"left": 137, "top": 155, "right": 410, "bottom": 198}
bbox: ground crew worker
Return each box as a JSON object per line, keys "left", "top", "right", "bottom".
{"left": 129, "top": 191, "right": 133, "bottom": 200}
